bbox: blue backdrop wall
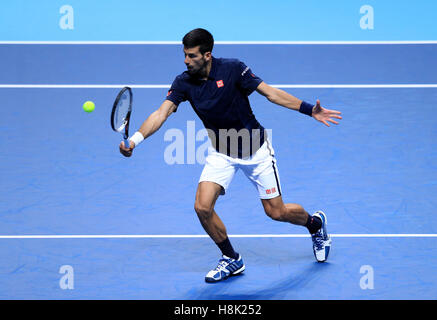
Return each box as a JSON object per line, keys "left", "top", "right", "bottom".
{"left": 1, "top": 0, "right": 436, "bottom": 41}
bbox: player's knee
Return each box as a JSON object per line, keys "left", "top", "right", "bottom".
{"left": 194, "top": 202, "right": 213, "bottom": 220}
{"left": 264, "top": 206, "right": 284, "bottom": 221}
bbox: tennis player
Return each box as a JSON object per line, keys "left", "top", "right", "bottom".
{"left": 120, "top": 28, "right": 342, "bottom": 282}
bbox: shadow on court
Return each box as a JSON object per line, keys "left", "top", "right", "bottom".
{"left": 187, "top": 262, "right": 332, "bottom": 300}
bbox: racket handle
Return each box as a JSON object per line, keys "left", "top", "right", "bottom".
{"left": 124, "top": 138, "right": 131, "bottom": 149}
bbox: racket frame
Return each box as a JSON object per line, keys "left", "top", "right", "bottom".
{"left": 110, "top": 86, "right": 132, "bottom": 148}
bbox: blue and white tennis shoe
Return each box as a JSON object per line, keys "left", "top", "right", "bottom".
{"left": 311, "top": 210, "right": 332, "bottom": 262}
{"left": 205, "top": 254, "right": 245, "bottom": 283}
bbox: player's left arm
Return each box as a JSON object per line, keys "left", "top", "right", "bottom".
{"left": 255, "top": 82, "right": 342, "bottom": 127}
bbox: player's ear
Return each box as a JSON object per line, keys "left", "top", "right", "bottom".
{"left": 204, "top": 51, "right": 212, "bottom": 61}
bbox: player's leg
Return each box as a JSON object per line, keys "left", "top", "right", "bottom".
{"left": 261, "top": 195, "right": 315, "bottom": 228}
{"left": 194, "top": 181, "right": 228, "bottom": 244}
{"left": 261, "top": 196, "right": 331, "bottom": 262}
{"left": 259, "top": 191, "right": 322, "bottom": 234}
{"left": 196, "top": 150, "right": 238, "bottom": 253}
{"left": 196, "top": 151, "right": 245, "bottom": 282}
{"left": 195, "top": 182, "right": 245, "bottom": 282}
{"left": 241, "top": 140, "right": 331, "bottom": 262}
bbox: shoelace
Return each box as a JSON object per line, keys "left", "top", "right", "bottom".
{"left": 312, "top": 231, "right": 324, "bottom": 250}
{"left": 214, "top": 259, "right": 231, "bottom": 272}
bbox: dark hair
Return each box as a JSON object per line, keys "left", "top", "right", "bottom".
{"left": 182, "top": 28, "right": 214, "bottom": 54}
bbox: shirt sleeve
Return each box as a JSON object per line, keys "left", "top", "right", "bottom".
{"left": 235, "top": 60, "right": 263, "bottom": 95}
{"left": 165, "top": 75, "right": 187, "bottom": 110}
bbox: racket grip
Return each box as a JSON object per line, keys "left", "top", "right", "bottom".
{"left": 124, "top": 138, "right": 131, "bottom": 149}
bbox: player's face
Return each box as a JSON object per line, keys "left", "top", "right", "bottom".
{"left": 184, "top": 46, "right": 210, "bottom": 77}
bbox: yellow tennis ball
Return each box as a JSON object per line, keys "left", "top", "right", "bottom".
{"left": 83, "top": 101, "right": 95, "bottom": 113}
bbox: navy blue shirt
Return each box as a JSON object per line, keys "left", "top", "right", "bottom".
{"left": 166, "top": 57, "right": 265, "bottom": 158}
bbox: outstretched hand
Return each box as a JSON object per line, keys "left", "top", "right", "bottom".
{"left": 312, "top": 99, "right": 342, "bottom": 127}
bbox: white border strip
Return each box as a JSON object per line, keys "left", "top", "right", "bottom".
{"left": 0, "top": 234, "right": 436, "bottom": 239}
{"left": 0, "top": 41, "right": 436, "bottom": 45}
{"left": 1, "top": 84, "right": 437, "bottom": 89}
{"left": 0, "top": 84, "right": 171, "bottom": 89}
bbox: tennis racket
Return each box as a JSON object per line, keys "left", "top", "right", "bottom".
{"left": 110, "top": 86, "right": 132, "bottom": 149}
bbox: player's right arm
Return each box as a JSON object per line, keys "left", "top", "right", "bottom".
{"left": 119, "top": 100, "right": 177, "bottom": 157}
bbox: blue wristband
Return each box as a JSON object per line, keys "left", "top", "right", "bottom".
{"left": 299, "top": 101, "right": 314, "bottom": 116}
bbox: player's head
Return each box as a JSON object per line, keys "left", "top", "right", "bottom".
{"left": 182, "top": 28, "right": 214, "bottom": 76}
{"left": 183, "top": 28, "right": 214, "bottom": 54}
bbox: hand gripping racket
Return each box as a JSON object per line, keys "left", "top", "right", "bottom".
{"left": 110, "top": 87, "right": 132, "bottom": 149}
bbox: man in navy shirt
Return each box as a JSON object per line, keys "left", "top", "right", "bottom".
{"left": 120, "top": 28, "right": 342, "bottom": 282}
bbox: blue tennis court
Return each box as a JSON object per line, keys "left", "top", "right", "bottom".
{"left": 1, "top": 41, "right": 436, "bottom": 300}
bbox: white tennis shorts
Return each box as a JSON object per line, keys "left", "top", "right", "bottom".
{"left": 199, "top": 139, "right": 282, "bottom": 199}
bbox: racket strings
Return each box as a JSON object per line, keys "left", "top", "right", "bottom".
{"left": 113, "top": 91, "right": 131, "bottom": 132}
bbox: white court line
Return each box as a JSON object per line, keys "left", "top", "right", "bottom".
{"left": 0, "top": 41, "right": 437, "bottom": 45}
{"left": 0, "top": 234, "right": 436, "bottom": 239}
{"left": 274, "top": 84, "right": 437, "bottom": 88}
{"left": 1, "top": 84, "right": 437, "bottom": 89}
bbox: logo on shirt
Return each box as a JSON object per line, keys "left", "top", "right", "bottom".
{"left": 216, "top": 80, "right": 224, "bottom": 88}
{"left": 167, "top": 90, "right": 173, "bottom": 96}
